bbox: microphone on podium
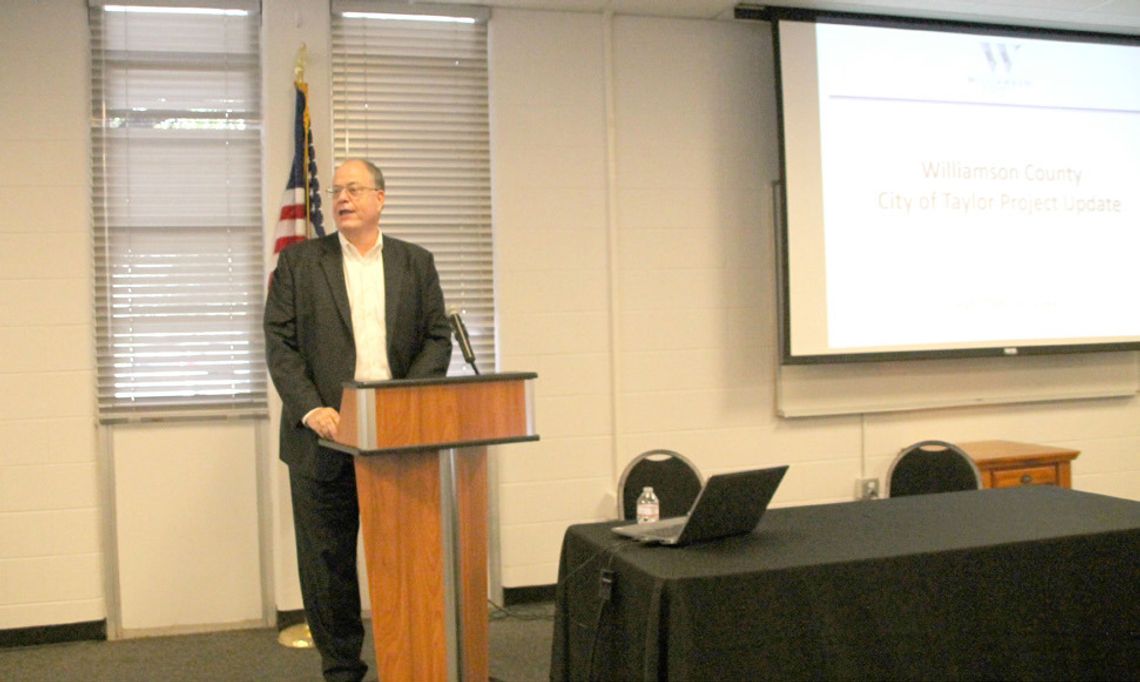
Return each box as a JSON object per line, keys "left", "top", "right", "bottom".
{"left": 447, "top": 306, "right": 480, "bottom": 375}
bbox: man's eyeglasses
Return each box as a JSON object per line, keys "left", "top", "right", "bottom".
{"left": 326, "top": 185, "right": 380, "bottom": 199}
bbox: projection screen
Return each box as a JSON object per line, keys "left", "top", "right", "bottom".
{"left": 773, "top": 10, "right": 1140, "bottom": 363}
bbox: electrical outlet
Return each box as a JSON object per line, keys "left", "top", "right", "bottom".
{"left": 857, "top": 478, "right": 880, "bottom": 500}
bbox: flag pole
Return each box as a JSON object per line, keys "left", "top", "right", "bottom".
{"left": 294, "top": 42, "right": 307, "bottom": 83}
{"left": 276, "top": 44, "right": 317, "bottom": 652}
{"left": 294, "top": 44, "right": 316, "bottom": 241}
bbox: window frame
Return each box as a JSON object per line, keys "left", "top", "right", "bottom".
{"left": 89, "top": 0, "right": 267, "bottom": 421}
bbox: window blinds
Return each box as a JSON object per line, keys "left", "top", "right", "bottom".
{"left": 89, "top": 0, "right": 265, "bottom": 420}
{"left": 331, "top": 2, "right": 496, "bottom": 375}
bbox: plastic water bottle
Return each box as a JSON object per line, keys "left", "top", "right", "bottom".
{"left": 636, "top": 486, "right": 660, "bottom": 524}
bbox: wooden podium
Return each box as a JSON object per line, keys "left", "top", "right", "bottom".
{"left": 323, "top": 372, "right": 538, "bottom": 681}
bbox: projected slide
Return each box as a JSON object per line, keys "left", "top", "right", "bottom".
{"left": 780, "top": 19, "right": 1140, "bottom": 359}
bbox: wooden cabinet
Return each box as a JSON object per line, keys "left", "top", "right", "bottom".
{"left": 957, "top": 440, "right": 1080, "bottom": 489}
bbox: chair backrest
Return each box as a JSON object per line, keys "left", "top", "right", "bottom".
{"left": 887, "top": 439, "right": 982, "bottom": 497}
{"left": 617, "top": 449, "right": 703, "bottom": 520}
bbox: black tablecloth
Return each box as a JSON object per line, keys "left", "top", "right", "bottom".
{"left": 551, "top": 486, "right": 1140, "bottom": 681}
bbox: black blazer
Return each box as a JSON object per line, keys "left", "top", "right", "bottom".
{"left": 264, "top": 232, "right": 452, "bottom": 480}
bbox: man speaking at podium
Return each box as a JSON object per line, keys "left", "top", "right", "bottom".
{"left": 265, "top": 158, "right": 452, "bottom": 681}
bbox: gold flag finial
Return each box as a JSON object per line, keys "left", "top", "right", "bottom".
{"left": 294, "top": 43, "right": 308, "bottom": 83}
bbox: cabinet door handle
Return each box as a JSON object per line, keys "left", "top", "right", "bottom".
{"left": 1020, "top": 474, "right": 1033, "bottom": 485}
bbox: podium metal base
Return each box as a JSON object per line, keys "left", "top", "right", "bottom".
{"left": 277, "top": 622, "right": 314, "bottom": 649}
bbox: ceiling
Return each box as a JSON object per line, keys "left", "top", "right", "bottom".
{"left": 428, "top": 0, "right": 1140, "bottom": 33}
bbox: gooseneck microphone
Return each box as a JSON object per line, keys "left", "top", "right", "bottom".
{"left": 447, "top": 306, "right": 479, "bottom": 375}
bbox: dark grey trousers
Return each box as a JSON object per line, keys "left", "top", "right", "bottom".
{"left": 289, "top": 457, "right": 368, "bottom": 682}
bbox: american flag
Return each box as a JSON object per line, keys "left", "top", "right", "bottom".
{"left": 271, "top": 79, "right": 324, "bottom": 270}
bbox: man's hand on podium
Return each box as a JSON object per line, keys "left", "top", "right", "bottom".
{"left": 304, "top": 407, "right": 341, "bottom": 441}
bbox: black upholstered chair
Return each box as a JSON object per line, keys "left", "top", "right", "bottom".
{"left": 617, "top": 449, "right": 703, "bottom": 521}
{"left": 887, "top": 439, "right": 983, "bottom": 497}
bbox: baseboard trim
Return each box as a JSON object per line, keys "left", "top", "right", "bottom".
{"left": 276, "top": 587, "right": 555, "bottom": 629}
{"left": 117, "top": 619, "right": 265, "bottom": 640}
{"left": 0, "top": 620, "right": 106, "bottom": 649}
{"left": 502, "top": 584, "right": 555, "bottom": 606}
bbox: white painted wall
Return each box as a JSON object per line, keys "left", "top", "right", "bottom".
{"left": 1, "top": 0, "right": 1137, "bottom": 633}
{"left": 111, "top": 423, "right": 262, "bottom": 633}
{"left": 0, "top": 0, "right": 102, "bottom": 630}
{"left": 491, "top": 9, "right": 616, "bottom": 587}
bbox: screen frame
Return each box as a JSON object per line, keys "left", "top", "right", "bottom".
{"left": 755, "top": 6, "right": 1140, "bottom": 365}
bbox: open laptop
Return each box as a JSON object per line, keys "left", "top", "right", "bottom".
{"left": 612, "top": 465, "right": 789, "bottom": 546}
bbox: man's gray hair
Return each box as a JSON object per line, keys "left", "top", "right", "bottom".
{"left": 342, "top": 158, "right": 385, "bottom": 191}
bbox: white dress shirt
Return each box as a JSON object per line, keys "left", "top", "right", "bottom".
{"left": 339, "top": 230, "right": 392, "bottom": 382}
